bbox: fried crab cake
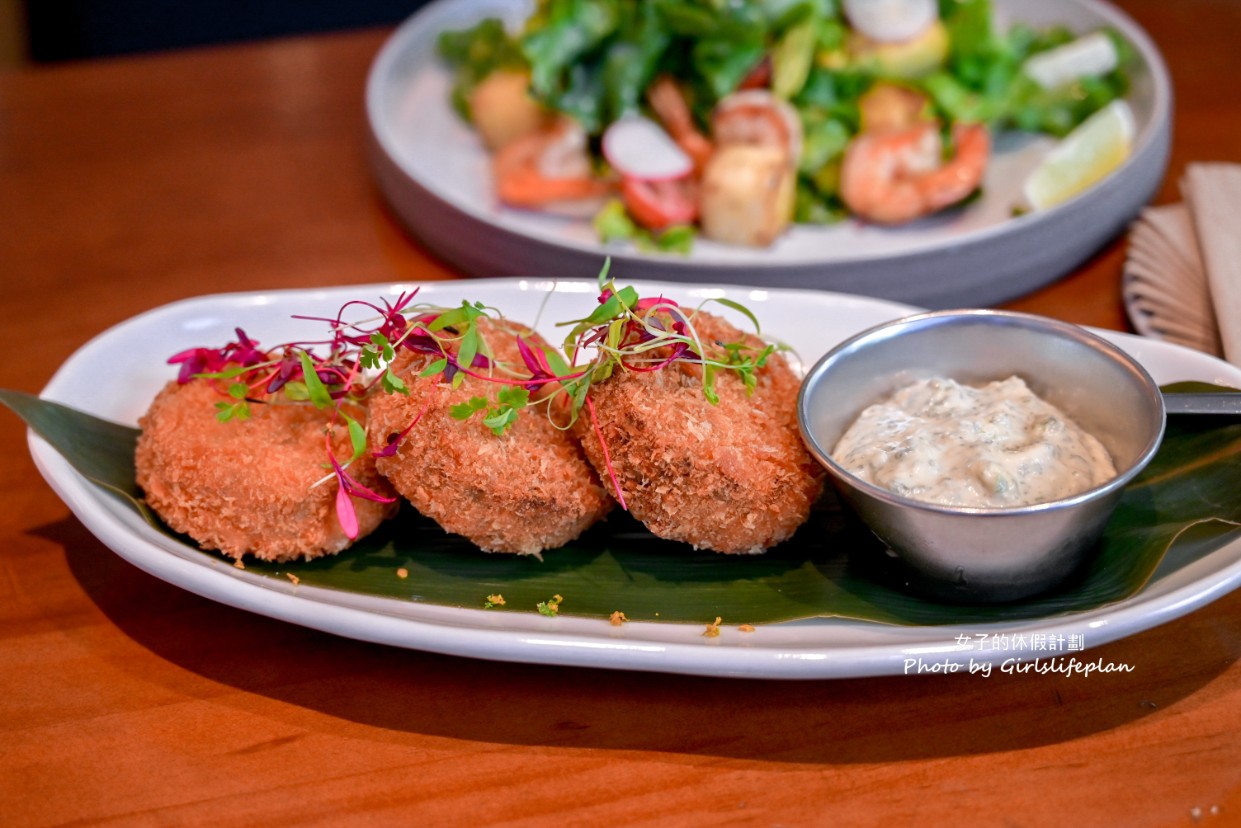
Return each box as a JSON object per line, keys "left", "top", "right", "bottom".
{"left": 367, "top": 317, "right": 612, "bottom": 555}
{"left": 135, "top": 380, "right": 396, "bottom": 562}
{"left": 575, "top": 310, "right": 823, "bottom": 554}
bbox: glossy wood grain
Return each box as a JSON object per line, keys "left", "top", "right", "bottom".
{"left": 2, "top": 3, "right": 1240, "bottom": 824}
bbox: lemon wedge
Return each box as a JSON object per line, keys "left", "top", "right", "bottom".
{"left": 1023, "top": 100, "right": 1135, "bottom": 211}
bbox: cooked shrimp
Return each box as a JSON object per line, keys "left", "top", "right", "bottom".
{"left": 840, "top": 122, "right": 990, "bottom": 225}
{"left": 646, "top": 76, "right": 714, "bottom": 172}
{"left": 712, "top": 90, "right": 803, "bottom": 165}
{"left": 492, "top": 118, "right": 612, "bottom": 208}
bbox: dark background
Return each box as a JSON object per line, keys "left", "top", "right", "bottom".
{"left": 24, "top": 0, "right": 425, "bottom": 62}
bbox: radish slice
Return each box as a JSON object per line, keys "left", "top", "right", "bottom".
{"left": 1023, "top": 32, "right": 1119, "bottom": 90}
{"left": 843, "top": 0, "right": 937, "bottom": 43}
{"left": 603, "top": 115, "right": 694, "bottom": 181}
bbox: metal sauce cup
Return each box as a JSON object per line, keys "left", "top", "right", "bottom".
{"left": 797, "top": 310, "right": 1166, "bottom": 602}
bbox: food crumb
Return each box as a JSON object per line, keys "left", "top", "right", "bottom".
{"left": 286, "top": 573, "right": 300, "bottom": 586}
{"left": 537, "top": 594, "right": 564, "bottom": 617}
{"left": 738, "top": 624, "right": 756, "bottom": 633}
{"left": 233, "top": 558, "right": 245, "bottom": 570}
{"left": 703, "top": 616, "right": 722, "bottom": 638}
{"left": 610, "top": 611, "right": 628, "bottom": 626}
{"left": 484, "top": 593, "right": 506, "bottom": 609}
{"left": 396, "top": 567, "right": 409, "bottom": 579}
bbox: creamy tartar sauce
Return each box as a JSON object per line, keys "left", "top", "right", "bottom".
{"left": 832, "top": 376, "right": 1116, "bottom": 508}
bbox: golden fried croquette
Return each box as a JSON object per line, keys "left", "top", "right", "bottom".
{"left": 575, "top": 310, "right": 823, "bottom": 554}
{"left": 135, "top": 380, "right": 396, "bottom": 562}
{"left": 367, "top": 317, "right": 612, "bottom": 555}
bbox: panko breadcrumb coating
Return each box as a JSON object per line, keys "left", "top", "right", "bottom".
{"left": 575, "top": 310, "right": 823, "bottom": 554}
{"left": 368, "top": 317, "right": 612, "bottom": 555}
{"left": 135, "top": 380, "right": 396, "bottom": 562}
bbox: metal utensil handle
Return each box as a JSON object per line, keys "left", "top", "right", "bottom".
{"left": 1162, "top": 392, "right": 1241, "bottom": 416}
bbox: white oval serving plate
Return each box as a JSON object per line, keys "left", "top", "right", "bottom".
{"left": 29, "top": 279, "right": 1241, "bottom": 679}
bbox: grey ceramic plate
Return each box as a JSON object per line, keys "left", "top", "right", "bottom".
{"left": 365, "top": 0, "right": 1171, "bottom": 308}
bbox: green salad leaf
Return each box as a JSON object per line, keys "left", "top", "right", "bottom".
{"left": 592, "top": 198, "right": 696, "bottom": 252}
{"left": 437, "top": 0, "right": 1136, "bottom": 232}
{"left": 926, "top": 0, "right": 1131, "bottom": 135}
{"left": 436, "top": 18, "right": 528, "bottom": 120}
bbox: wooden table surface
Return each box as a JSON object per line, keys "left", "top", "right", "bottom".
{"left": 2, "top": 2, "right": 1239, "bottom": 824}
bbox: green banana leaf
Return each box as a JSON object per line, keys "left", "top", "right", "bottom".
{"left": 5, "top": 384, "right": 1240, "bottom": 626}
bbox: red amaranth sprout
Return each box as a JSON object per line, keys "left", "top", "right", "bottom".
{"left": 167, "top": 271, "right": 777, "bottom": 531}
{"left": 549, "top": 263, "right": 783, "bottom": 506}
{"left": 168, "top": 327, "right": 266, "bottom": 384}
{"left": 168, "top": 290, "right": 583, "bottom": 536}
{"left": 169, "top": 295, "right": 435, "bottom": 538}
{"left": 372, "top": 393, "right": 434, "bottom": 459}
{"left": 326, "top": 440, "right": 396, "bottom": 540}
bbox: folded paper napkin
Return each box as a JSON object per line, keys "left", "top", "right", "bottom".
{"left": 1124, "top": 162, "right": 1241, "bottom": 365}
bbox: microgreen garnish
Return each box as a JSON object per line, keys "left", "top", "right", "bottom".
{"left": 363, "top": 333, "right": 410, "bottom": 396}
{"left": 326, "top": 445, "right": 397, "bottom": 540}
{"left": 168, "top": 290, "right": 583, "bottom": 540}
{"left": 168, "top": 295, "right": 435, "bottom": 540}
{"left": 418, "top": 358, "right": 448, "bottom": 378}
{"left": 213, "top": 400, "right": 250, "bottom": 422}
{"left": 537, "top": 594, "right": 564, "bottom": 616}
{"left": 450, "top": 397, "right": 488, "bottom": 420}
{"left": 298, "top": 351, "right": 334, "bottom": 410}
{"left": 342, "top": 413, "right": 367, "bottom": 463}
{"left": 168, "top": 264, "right": 779, "bottom": 537}
{"left": 450, "top": 386, "right": 531, "bottom": 437}
{"left": 584, "top": 395, "right": 628, "bottom": 511}
{"left": 554, "top": 264, "right": 783, "bottom": 423}
{"left": 548, "top": 261, "right": 787, "bottom": 507}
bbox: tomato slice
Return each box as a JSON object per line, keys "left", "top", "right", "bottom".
{"left": 620, "top": 177, "right": 698, "bottom": 230}
{"left": 738, "top": 56, "right": 772, "bottom": 91}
